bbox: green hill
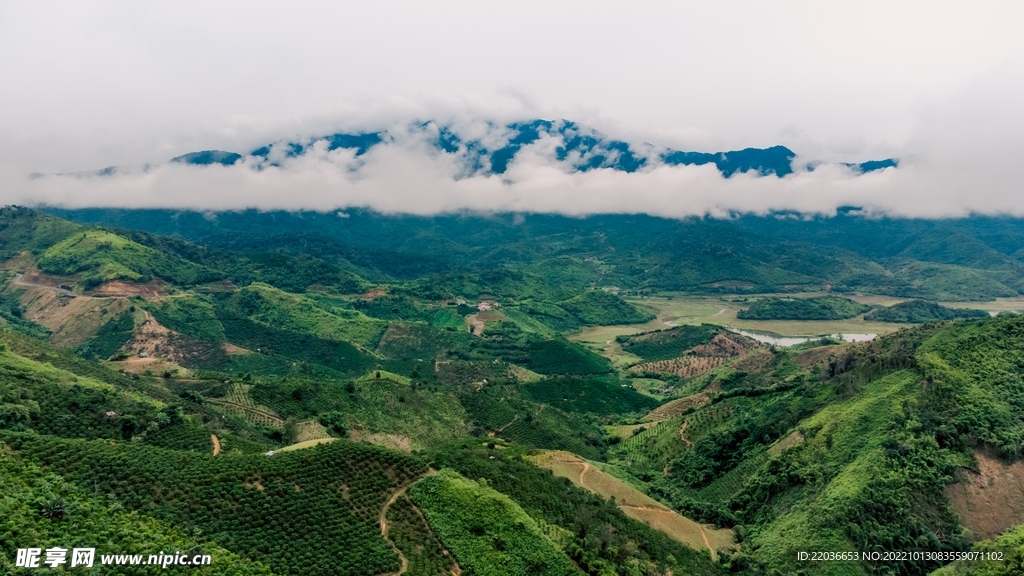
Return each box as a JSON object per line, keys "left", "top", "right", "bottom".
{"left": 617, "top": 324, "right": 722, "bottom": 361}
{"left": 222, "top": 283, "right": 387, "bottom": 348}
{"left": 737, "top": 295, "right": 871, "bottom": 320}
{"left": 864, "top": 299, "right": 990, "bottom": 323}
{"left": 37, "top": 229, "right": 220, "bottom": 290}
{"left": 556, "top": 290, "right": 654, "bottom": 326}
{"left": 409, "top": 469, "right": 583, "bottom": 576}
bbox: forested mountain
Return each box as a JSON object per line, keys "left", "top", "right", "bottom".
{"left": 49, "top": 208, "right": 1024, "bottom": 300}
{"left": 2, "top": 205, "right": 1024, "bottom": 575}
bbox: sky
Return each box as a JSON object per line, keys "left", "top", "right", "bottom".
{"left": 1, "top": 1, "right": 1023, "bottom": 217}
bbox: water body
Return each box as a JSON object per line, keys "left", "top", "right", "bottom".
{"left": 726, "top": 328, "right": 876, "bottom": 347}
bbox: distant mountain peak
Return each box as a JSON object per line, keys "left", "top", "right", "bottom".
{"left": 166, "top": 119, "right": 894, "bottom": 178}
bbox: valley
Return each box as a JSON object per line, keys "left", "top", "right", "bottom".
{"left": 1, "top": 206, "right": 1024, "bottom": 575}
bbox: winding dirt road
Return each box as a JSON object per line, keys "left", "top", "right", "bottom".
{"left": 12, "top": 273, "right": 79, "bottom": 297}
{"left": 378, "top": 469, "right": 448, "bottom": 576}
{"left": 679, "top": 421, "right": 693, "bottom": 447}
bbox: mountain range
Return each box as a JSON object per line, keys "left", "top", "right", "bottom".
{"left": 164, "top": 119, "right": 895, "bottom": 178}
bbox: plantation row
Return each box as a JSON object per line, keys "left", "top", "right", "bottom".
{"left": 385, "top": 494, "right": 457, "bottom": 576}
{"left": 3, "top": 433, "right": 428, "bottom": 576}
{"left": 681, "top": 404, "right": 736, "bottom": 443}
{"left": 631, "top": 355, "right": 725, "bottom": 379}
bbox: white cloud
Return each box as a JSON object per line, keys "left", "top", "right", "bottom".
{"left": 1, "top": 3, "right": 1022, "bottom": 217}
{"left": 2, "top": 86, "right": 1022, "bottom": 219}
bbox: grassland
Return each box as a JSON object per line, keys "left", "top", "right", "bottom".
{"left": 279, "top": 437, "right": 336, "bottom": 452}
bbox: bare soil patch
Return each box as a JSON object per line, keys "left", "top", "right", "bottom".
{"left": 92, "top": 280, "right": 168, "bottom": 298}
{"left": 20, "top": 269, "right": 76, "bottom": 289}
{"left": 768, "top": 431, "right": 804, "bottom": 456}
{"left": 947, "top": 451, "right": 1024, "bottom": 540}
{"left": 17, "top": 285, "right": 128, "bottom": 347}
{"left": 222, "top": 342, "right": 251, "bottom": 355}
{"left": 687, "top": 332, "right": 758, "bottom": 356}
{"left": 349, "top": 429, "right": 413, "bottom": 453}
{"left": 792, "top": 345, "right": 846, "bottom": 368}
{"left": 293, "top": 420, "right": 332, "bottom": 443}
{"left": 731, "top": 349, "right": 775, "bottom": 374}
{"left": 362, "top": 289, "right": 386, "bottom": 301}
{"left": 678, "top": 421, "right": 693, "bottom": 447}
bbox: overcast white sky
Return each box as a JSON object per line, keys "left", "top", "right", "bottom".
{"left": 1, "top": 1, "right": 1023, "bottom": 216}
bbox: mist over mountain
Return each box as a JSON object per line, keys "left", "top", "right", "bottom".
{"left": 2, "top": 117, "right": 929, "bottom": 218}
{"left": 169, "top": 119, "right": 892, "bottom": 178}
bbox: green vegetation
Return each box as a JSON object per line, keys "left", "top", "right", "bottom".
{"left": 10, "top": 206, "right": 1024, "bottom": 575}
{"left": 77, "top": 310, "right": 136, "bottom": 359}
{"left": 617, "top": 324, "right": 721, "bottom": 361}
{"left": 0, "top": 345, "right": 164, "bottom": 440}
{"left": 4, "top": 433, "right": 426, "bottom": 576}
{"left": 223, "top": 283, "right": 387, "bottom": 348}
{"left": 737, "top": 295, "right": 871, "bottom": 320}
{"left": 385, "top": 493, "right": 457, "bottom": 576}
{"left": 864, "top": 299, "right": 990, "bottom": 323}
{"left": 932, "top": 523, "right": 1024, "bottom": 575}
{"left": 37, "top": 229, "right": 220, "bottom": 290}
{"left": 146, "top": 294, "right": 226, "bottom": 340}
{"left": 525, "top": 376, "right": 660, "bottom": 417}
{"left": 431, "top": 442, "right": 724, "bottom": 576}
{"left": 0, "top": 284, "right": 50, "bottom": 338}
{"left": 557, "top": 290, "right": 655, "bottom": 326}
{"left": 0, "top": 448, "right": 273, "bottom": 575}
{"left": 431, "top": 308, "right": 466, "bottom": 330}
{"left": 408, "top": 469, "right": 583, "bottom": 576}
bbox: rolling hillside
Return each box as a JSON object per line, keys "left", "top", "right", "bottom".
{"left": 2, "top": 205, "right": 1024, "bottom": 575}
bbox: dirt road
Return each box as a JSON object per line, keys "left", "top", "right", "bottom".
{"left": 679, "top": 421, "right": 693, "bottom": 447}
{"left": 378, "top": 469, "right": 441, "bottom": 576}
{"left": 13, "top": 273, "right": 78, "bottom": 297}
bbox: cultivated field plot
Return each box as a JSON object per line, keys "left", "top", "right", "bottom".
{"left": 292, "top": 419, "right": 332, "bottom": 443}
{"left": 631, "top": 355, "right": 725, "bottom": 378}
{"left": 209, "top": 384, "right": 285, "bottom": 428}
{"left": 645, "top": 393, "right": 711, "bottom": 420}
{"left": 529, "top": 450, "right": 734, "bottom": 556}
